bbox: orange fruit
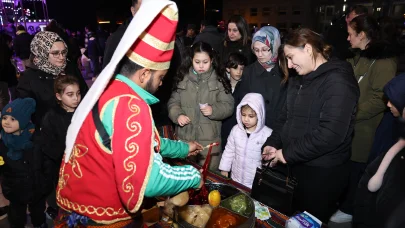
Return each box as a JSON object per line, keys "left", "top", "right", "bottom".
{"left": 208, "top": 190, "right": 221, "bottom": 207}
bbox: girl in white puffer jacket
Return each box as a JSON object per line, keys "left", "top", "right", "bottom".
{"left": 219, "top": 93, "right": 272, "bottom": 188}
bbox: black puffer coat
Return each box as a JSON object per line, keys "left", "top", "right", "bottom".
{"left": 16, "top": 62, "right": 88, "bottom": 128}
{"left": 40, "top": 105, "right": 74, "bottom": 189}
{"left": 263, "top": 59, "right": 360, "bottom": 167}
{"left": 0, "top": 137, "right": 46, "bottom": 203}
{"left": 354, "top": 148, "right": 405, "bottom": 228}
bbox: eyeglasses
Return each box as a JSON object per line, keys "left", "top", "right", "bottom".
{"left": 253, "top": 48, "right": 271, "bottom": 54}
{"left": 49, "top": 50, "right": 68, "bottom": 58}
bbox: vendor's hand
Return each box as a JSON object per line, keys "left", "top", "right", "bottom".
{"left": 270, "top": 149, "right": 287, "bottom": 167}
{"left": 262, "top": 146, "right": 277, "bottom": 161}
{"left": 200, "top": 105, "right": 213, "bottom": 116}
{"left": 188, "top": 141, "right": 203, "bottom": 157}
{"left": 221, "top": 171, "right": 229, "bottom": 177}
{"left": 177, "top": 115, "right": 191, "bottom": 127}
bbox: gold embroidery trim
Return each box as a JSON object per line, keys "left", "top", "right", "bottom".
{"left": 57, "top": 154, "right": 130, "bottom": 225}
{"left": 69, "top": 144, "right": 89, "bottom": 179}
{"left": 126, "top": 50, "right": 171, "bottom": 70}
{"left": 140, "top": 32, "right": 175, "bottom": 52}
{"left": 161, "top": 5, "right": 178, "bottom": 21}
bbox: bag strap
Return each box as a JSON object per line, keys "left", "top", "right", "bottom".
{"left": 92, "top": 100, "right": 111, "bottom": 150}
{"left": 262, "top": 159, "right": 292, "bottom": 178}
{"left": 262, "top": 159, "right": 296, "bottom": 186}
{"left": 357, "top": 59, "right": 376, "bottom": 83}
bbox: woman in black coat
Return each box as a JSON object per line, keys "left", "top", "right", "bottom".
{"left": 220, "top": 15, "right": 255, "bottom": 65}
{"left": 262, "top": 28, "right": 360, "bottom": 223}
{"left": 16, "top": 31, "right": 88, "bottom": 129}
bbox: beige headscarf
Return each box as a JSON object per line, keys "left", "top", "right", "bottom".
{"left": 31, "top": 31, "right": 67, "bottom": 76}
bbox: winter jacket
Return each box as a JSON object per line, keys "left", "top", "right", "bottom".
{"left": 221, "top": 62, "right": 287, "bottom": 150}
{"left": 368, "top": 73, "right": 405, "bottom": 162}
{"left": 347, "top": 42, "right": 397, "bottom": 163}
{"left": 220, "top": 40, "right": 256, "bottom": 65}
{"left": 193, "top": 26, "right": 223, "bottom": 52}
{"left": 16, "top": 62, "right": 88, "bottom": 129}
{"left": 354, "top": 148, "right": 405, "bottom": 228}
{"left": 263, "top": 59, "right": 360, "bottom": 167}
{"left": 87, "top": 37, "right": 102, "bottom": 59}
{"left": 219, "top": 93, "right": 272, "bottom": 188}
{"left": 103, "top": 18, "right": 131, "bottom": 69}
{"left": 0, "top": 136, "right": 46, "bottom": 204}
{"left": 0, "top": 47, "right": 17, "bottom": 87}
{"left": 14, "top": 31, "right": 33, "bottom": 60}
{"left": 168, "top": 68, "right": 234, "bottom": 169}
{"left": 40, "top": 105, "right": 74, "bottom": 190}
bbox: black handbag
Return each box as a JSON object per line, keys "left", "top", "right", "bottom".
{"left": 251, "top": 161, "right": 297, "bottom": 215}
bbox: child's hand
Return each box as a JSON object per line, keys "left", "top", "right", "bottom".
{"left": 200, "top": 105, "right": 213, "bottom": 116}
{"left": 262, "top": 146, "right": 277, "bottom": 161}
{"left": 177, "top": 115, "right": 191, "bottom": 127}
{"left": 0, "top": 156, "right": 4, "bottom": 166}
{"left": 221, "top": 171, "right": 229, "bottom": 177}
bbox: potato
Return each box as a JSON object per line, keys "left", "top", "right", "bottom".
{"left": 170, "top": 191, "right": 189, "bottom": 207}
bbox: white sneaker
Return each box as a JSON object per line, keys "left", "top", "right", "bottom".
{"left": 329, "top": 210, "right": 353, "bottom": 223}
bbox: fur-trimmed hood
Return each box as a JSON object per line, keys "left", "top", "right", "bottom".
{"left": 358, "top": 41, "right": 399, "bottom": 60}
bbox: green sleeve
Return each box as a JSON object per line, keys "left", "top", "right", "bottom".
{"left": 144, "top": 153, "right": 201, "bottom": 197}
{"left": 160, "top": 138, "right": 189, "bottom": 159}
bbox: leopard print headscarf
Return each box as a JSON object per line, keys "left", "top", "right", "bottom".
{"left": 30, "top": 31, "right": 68, "bottom": 76}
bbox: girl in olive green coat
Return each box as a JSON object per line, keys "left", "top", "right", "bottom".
{"left": 168, "top": 42, "right": 234, "bottom": 171}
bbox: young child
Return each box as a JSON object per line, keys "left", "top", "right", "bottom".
{"left": 168, "top": 41, "right": 234, "bottom": 171}
{"left": 40, "top": 75, "right": 81, "bottom": 218}
{"left": 224, "top": 52, "right": 246, "bottom": 93}
{"left": 0, "top": 98, "right": 47, "bottom": 228}
{"left": 0, "top": 93, "right": 9, "bottom": 220}
{"left": 219, "top": 93, "right": 272, "bottom": 188}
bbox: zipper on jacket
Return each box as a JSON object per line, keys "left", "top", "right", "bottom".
{"left": 297, "top": 85, "right": 302, "bottom": 95}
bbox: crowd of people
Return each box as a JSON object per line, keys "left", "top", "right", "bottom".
{"left": 0, "top": 0, "right": 405, "bottom": 227}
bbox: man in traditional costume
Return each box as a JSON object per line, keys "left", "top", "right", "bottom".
{"left": 54, "top": 0, "right": 203, "bottom": 227}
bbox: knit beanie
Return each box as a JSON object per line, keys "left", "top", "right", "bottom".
{"left": 1, "top": 98, "right": 36, "bottom": 129}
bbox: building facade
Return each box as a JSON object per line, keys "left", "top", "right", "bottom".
{"left": 222, "top": 0, "right": 317, "bottom": 33}
{"left": 223, "top": 0, "right": 405, "bottom": 33}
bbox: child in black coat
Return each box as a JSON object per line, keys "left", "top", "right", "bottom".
{"left": 40, "top": 75, "right": 81, "bottom": 219}
{"left": 0, "top": 98, "right": 47, "bottom": 228}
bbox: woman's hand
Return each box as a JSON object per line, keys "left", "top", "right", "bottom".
{"left": 177, "top": 115, "right": 191, "bottom": 127}
{"left": 200, "top": 105, "right": 213, "bottom": 116}
{"left": 270, "top": 149, "right": 287, "bottom": 167}
{"left": 220, "top": 171, "right": 229, "bottom": 177}
{"left": 262, "top": 146, "right": 277, "bottom": 161}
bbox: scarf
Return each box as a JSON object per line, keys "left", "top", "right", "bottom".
{"left": 252, "top": 26, "right": 281, "bottom": 71}
{"left": 30, "top": 31, "right": 68, "bottom": 76}
{"left": 0, "top": 122, "right": 35, "bottom": 160}
{"left": 16, "top": 30, "right": 27, "bottom": 35}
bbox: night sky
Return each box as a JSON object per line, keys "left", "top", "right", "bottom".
{"left": 46, "top": 0, "right": 223, "bottom": 32}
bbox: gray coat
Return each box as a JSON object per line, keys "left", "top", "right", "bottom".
{"left": 168, "top": 68, "right": 234, "bottom": 170}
